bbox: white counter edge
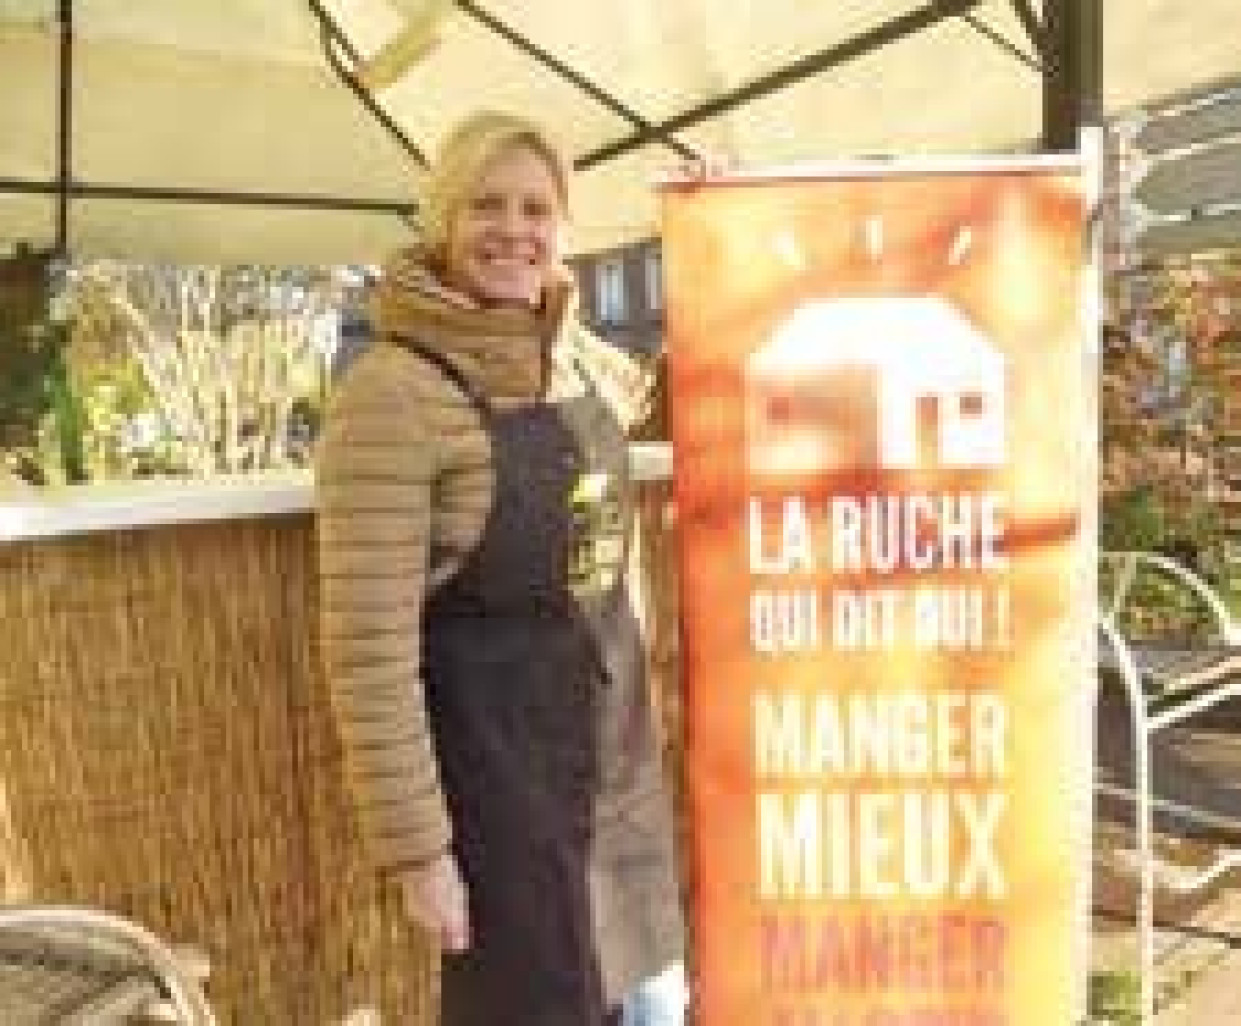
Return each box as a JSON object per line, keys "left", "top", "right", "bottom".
{"left": 0, "top": 443, "right": 674, "bottom": 543}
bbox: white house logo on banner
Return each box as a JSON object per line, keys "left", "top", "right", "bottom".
{"left": 745, "top": 297, "right": 1007, "bottom": 475}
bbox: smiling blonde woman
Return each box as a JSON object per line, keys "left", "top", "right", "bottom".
{"left": 316, "top": 111, "right": 684, "bottom": 1026}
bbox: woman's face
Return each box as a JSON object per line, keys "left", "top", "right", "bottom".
{"left": 445, "top": 145, "right": 563, "bottom": 307}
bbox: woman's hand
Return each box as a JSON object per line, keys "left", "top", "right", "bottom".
{"left": 398, "top": 851, "right": 471, "bottom": 952}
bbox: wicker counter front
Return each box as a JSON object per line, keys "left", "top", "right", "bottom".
{"left": 0, "top": 467, "right": 681, "bottom": 1024}
{"left": 0, "top": 513, "right": 436, "bottom": 1023}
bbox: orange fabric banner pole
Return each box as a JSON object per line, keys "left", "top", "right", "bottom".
{"left": 661, "top": 157, "right": 1095, "bottom": 1026}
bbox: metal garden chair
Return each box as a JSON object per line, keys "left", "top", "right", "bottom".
{"left": 0, "top": 905, "right": 216, "bottom": 1025}
{"left": 1097, "top": 549, "right": 1241, "bottom": 1024}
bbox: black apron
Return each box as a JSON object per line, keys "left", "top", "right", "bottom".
{"left": 409, "top": 343, "right": 635, "bottom": 1026}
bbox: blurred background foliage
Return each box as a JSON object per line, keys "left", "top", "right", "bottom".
{"left": 1103, "top": 252, "right": 1241, "bottom": 623}
{"left": 1, "top": 252, "right": 367, "bottom": 492}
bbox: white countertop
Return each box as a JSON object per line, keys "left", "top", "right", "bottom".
{"left": 0, "top": 443, "right": 673, "bottom": 543}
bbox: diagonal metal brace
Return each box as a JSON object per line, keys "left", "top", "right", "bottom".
{"left": 456, "top": 0, "right": 698, "bottom": 162}
{"left": 961, "top": 10, "right": 1042, "bottom": 71}
{"left": 1009, "top": 0, "right": 1047, "bottom": 57}
{"left": 307, "top": 0, "right": 428, "bottom": 167}
{"left": 576, "top": 0, "right": 985, "bottom": 170}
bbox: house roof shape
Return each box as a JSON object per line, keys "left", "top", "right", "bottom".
{"left": 749, "top": 296, "right": 1003, "bottom": 390}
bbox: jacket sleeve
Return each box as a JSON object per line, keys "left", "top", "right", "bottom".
{"left": 315, "top": 346, "right": 452, "bottom": 872}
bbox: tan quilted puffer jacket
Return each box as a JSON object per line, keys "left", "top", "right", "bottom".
{"left": 315, "top": 250, "right": 651, "bottom": 873}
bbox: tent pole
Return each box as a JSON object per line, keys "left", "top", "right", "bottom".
{"left": 1041, "top": 0, "right": 1102, "bottom": 152}
{"left": 55, "top": 0, "right": 73, "bottom": 256}
{"left": 0, "top": 176, "right": 414, "bottom": 215}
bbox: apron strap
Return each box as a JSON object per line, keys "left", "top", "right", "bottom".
{"left": 389, "top": 334, "right": 492, "bottom": 593}
{"left": 389, "top": 333, "right": 492, "bottom": 420}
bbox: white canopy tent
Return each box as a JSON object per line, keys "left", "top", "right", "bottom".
{"left": 1, "top": 0, "right": 1239, "bottom": 264}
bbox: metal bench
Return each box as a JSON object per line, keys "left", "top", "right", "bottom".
{"left": 1097, "top": 549, "right": 1241, "bottom": 1024}
{"left": 0, "top": 906, "right": 215, "bottom": 1025}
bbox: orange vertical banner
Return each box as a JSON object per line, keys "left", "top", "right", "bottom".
{"left": 661, "top": 158, "right": 1095, "bottom": 1026}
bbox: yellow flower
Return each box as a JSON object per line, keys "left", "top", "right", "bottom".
{"left": 570, "top": 471, "right": 611, "bottom": 506}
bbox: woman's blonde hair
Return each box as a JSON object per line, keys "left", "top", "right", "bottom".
{"left": 422, "top": 111, "right": 569, "bottom": 260}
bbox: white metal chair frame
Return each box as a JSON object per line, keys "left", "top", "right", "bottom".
{"left": 0, "top": 905, "right": 216, "bottom": 1025}
{"left": 1097, "top": 549, "right": 1241, "bottom": 1024}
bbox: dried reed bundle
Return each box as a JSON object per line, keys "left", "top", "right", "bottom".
{"left": 0, "top": 517, "right": 436, "bottom": 1022}
{"left": 67, "top": 264, "right": 336, "bottom": 478}
{"left": 0, "top": 480, "right": 680, "bottom": 1021}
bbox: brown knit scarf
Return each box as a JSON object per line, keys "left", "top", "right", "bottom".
{"left": 373, "top": 246, "right": 653, "bottom": 430}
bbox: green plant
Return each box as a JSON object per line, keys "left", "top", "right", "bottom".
{"left": 1101, "top": 486, "right": 1165, "bottom": 553}
{"left": 1088, "top": 970, "right": 1141, "bottom": 1025}
{"left": 43, "top": 330, "right": 89, "bottom": 484}
{"left": 65, "top": 262, "right": 339, "bottom": 478}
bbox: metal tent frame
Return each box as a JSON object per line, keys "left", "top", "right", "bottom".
{"left": 0, "top": 0, "right": 1101, "bottom": 257}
